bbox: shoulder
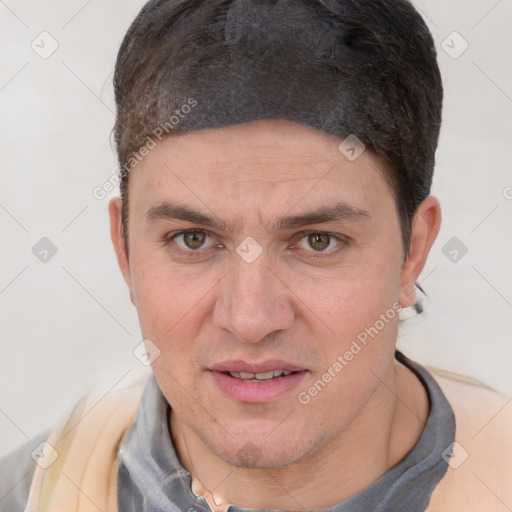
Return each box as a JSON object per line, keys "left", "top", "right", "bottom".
{"left": 0, "top": 427, "right": 53, "bottom": 512}
{"left": 427, "top": 368, "right": 512, "bottom": 511}
{"left": 0, "top": 370, "right": 151, "bottom": 512}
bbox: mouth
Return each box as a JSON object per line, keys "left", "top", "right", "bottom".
{"left": 209, "top": 360, "right": 308, "bottom": 402}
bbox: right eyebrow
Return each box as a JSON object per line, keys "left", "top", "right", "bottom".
{"left": 145, "top": 202, "right": 233, "bottom": 231}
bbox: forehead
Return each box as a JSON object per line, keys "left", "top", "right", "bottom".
{"left": 127, "top": 120, "right": 394, "bottom": 218}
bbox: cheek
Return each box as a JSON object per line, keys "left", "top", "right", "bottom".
{"left": 298, "top": 253, "right": 401, "bottom": 338}
{"left": 294, "top": 272, "right": 400, "bottom": 425}
{"left": 293, "top": 253, "right": 402, "bottom": 407}
{"left": 129, "top": 250, "right": 218, "bottom": 356}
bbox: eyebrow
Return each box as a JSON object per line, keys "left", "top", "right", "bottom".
{"left": 145, "top": 201, "right": 371, "bottom": 232}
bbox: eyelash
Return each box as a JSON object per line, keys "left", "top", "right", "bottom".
{"left": 160, "top": 230, "right": 350, "bottom": 258}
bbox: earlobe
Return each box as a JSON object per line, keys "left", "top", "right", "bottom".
{"left": 399, "top": 196, "right": 442, "bottom": 308}
{"left": 108, "top": 197, "right": 134, "bottom": 304}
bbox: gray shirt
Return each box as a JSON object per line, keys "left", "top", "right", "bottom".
{"left": 0, "top": 351, "right": 455, "bottom": 512}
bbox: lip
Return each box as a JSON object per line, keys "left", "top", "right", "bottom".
{"left": 208, "top": 359, "right": 308, "bottom": 403}
{"left": 210, "top": 359, "right": 305, "bottom": 374}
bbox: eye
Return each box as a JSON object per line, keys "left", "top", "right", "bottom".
{"left": 164, "top": 230, "right": 217, "bottom": 251}
{"left": 296, "top": 232, "right": 347, "bottom": 255}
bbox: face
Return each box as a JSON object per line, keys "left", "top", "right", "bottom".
{"left": 109, "top": 120, "right": 433, "bottom": 469}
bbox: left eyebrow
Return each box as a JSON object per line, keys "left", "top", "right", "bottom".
{"left": 269, "top": 202, "right": 371, "bottom": 232}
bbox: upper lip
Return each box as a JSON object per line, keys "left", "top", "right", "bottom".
{"left": 210, "top": 359, "right": 306, "bottom": 373}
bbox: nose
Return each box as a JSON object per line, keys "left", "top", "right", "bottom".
{"left": 212, "top": 254, "right": 295, "bottom": 344}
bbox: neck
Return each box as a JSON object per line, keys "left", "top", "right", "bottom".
{"left": 170, "top": 358, "right": 429, "bottom": 511}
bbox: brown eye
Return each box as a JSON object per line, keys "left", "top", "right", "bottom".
{"left": 308, "top": 233, "right": 331, "bottom": 251}
{"left": 183, "top": 231, "right": 207, "bottom": 249}
{"left": 162, "top": 230, "right": 218, "bottom": 253}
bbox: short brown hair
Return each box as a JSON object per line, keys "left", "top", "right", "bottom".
{"left": 113, "top": 0, "right": 443, "bottom": 266}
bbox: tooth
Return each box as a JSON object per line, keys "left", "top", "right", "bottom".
{"left": 228, "top": 369, "right": 295, "bottom": 381}
{"left": 255, "top": 371, "right": 275, "bottom": 380}
{"left": 272, "top": 369, "right": 293, "bottom": 377}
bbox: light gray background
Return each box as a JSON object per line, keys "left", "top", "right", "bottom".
{"left": 1, "top": 0, "right": 511, "bottom": 457}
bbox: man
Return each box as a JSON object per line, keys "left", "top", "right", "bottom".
{"left": 1, "top": 1, "right": 511, "bottom": 511}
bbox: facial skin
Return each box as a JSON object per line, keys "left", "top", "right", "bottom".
{"left": 109, "top": 120, "right": 441, "bottom": 510}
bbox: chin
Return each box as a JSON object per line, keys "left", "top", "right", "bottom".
{"left": 202, "top": 432, "right": 316, "bottom": 469}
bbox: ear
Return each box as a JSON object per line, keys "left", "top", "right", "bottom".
{"left": 399, "top": 195, "right": 442, "bottom": 308}
{"left": 108, "top": 197, "right": 135, "bottom": 305}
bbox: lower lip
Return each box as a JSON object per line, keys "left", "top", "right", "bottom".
{"left": 209, "top": 370, "right": 308, "bottom": 403}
